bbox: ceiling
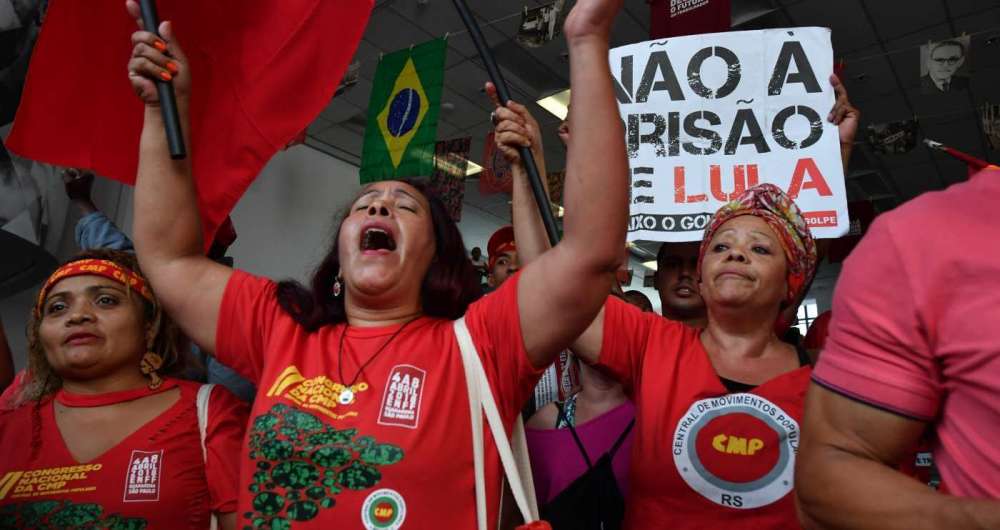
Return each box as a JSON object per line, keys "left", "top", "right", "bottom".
{"left": 305, "top": 0, "right": 1000, "bottom": 246}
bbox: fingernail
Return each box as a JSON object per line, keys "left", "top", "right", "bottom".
{"left": 153, "top": 40, "right": 167, "bottom": 52}
{"left": 159, "top": 71, "right": 172, "bottom": 81}
{"left": 166, "top": 61, "right": 179, "bottom": 74}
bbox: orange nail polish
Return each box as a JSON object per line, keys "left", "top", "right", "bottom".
{"left": 166, "top": 61, "right": 178, "bottom": 74}
{"left": 153, "top": 40, "right": 167, "bottom": 52}
{"left": 159, "top": 71, "right": 172, "bottom": 81}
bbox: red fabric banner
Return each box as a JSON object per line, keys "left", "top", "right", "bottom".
{"left": 6, "top": 0, "right": 372, "bottom": 247}
{"left": 649, "top": 0, "right": 730, "bottom": 39}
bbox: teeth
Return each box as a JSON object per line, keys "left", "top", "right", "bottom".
{"left": 361, "top": 228, "right": 396, "bottom": 251}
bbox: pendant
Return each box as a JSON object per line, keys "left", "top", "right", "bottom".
{"left": 338, "top": 388, "right": 355, "bottom": 405}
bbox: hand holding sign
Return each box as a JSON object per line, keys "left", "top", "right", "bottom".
{"left": 828, "top": 74, "right": 860, "bottom": 148}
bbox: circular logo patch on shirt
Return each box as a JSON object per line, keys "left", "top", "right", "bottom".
{"left": 362, "top": 488, "right": 407, "bottom": 529}
{"left": 672, "top": 393, "right": 799, "bottom": 509}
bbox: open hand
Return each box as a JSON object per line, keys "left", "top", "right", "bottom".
{"left": 486, "top": 82, "right": 544, "bottom": 166}
{"left": 125, "top": 0, "right": 190, "bottom": 106}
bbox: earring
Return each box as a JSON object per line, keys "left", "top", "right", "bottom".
{"left": 332, "top": 274, "right": 343, "bottom": 297}
{"left": 140, "top": 351, "right": 165, "bottom": 390}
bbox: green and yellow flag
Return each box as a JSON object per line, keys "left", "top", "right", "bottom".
{"left": 360, "top": 39, "right": 447, "bottom": 182}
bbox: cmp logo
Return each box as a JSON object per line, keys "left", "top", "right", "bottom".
{"left": 362, "top": 488, "right": 407, "bottom": 529}
{"left": 673, "top": 393, "right": 799, "bottom": 509}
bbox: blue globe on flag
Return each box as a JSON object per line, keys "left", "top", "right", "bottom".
{"left": 387, "top": 89, "right": 422, "bottom": 138}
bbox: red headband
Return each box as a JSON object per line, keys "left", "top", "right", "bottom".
{"left": 488, "top": 241, "right": 516, "bottom": 271}
{"left": 35, "top": 259, "right": 154, "bottom": 317}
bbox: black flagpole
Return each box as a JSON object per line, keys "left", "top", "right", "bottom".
{"left": 139, "top": 0, "right": 187, "bottom": 160}
{"left": 450, "top": 0, "right": 561, "bottom": 245}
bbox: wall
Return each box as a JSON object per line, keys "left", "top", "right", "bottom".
{"left": 0, "top": 145, "right": 367, "bottom": 369}
{"left": 226, "top": 146, "right": 363, "bottom": 282}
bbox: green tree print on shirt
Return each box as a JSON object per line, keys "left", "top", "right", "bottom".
{"left": 243, "top": 404, "right": 404, "bottom": 529}
{"left": 0, "top": 500, "right": 146, "bottom": 529}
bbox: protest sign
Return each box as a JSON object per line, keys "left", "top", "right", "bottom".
{"left": 611, "top": 27, "right": 848, "bottom": 242}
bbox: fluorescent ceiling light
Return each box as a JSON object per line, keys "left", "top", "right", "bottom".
{"left": 642, "top": 260, "right": 657, "bottom": 271}
{"left": 434, "top": 156, "right": 483, "bottom": 177}
{"left": 465, "top": 160, "right": 483, "bottom": 177}
{"left": 536, "top": 89, "right": 571, "bottom": 120}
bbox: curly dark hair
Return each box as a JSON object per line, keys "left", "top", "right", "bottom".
{"left": 18, "top": 249, "right": 188, "bottom": 404}
{"left": 275, "top": 179, "right": 482, "bottom": 331}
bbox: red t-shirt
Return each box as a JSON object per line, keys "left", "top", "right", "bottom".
{"left": 0, "top": 379, "right": 247, "bottom": 529}
{"left": 813, "top": 168, "right": 1000, "bottom": 499}
{"left": 0, "top": 370, "right": 27, "bottom": 410}
{"left": 597, "top": 296, "right": 810, "bottom": 529}
{"left": 215, "top": 270, "right": 543, "bottom": 529}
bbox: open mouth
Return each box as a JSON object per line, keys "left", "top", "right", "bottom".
{"left": 673, "top": 284, "right": 696, "bottom": 297}
{"left": 361, "top": 227, "right": 397, "bottom": 252}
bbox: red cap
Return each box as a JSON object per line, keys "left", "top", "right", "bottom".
{"left": 487, "top": 225, "right": 516, "bottom": 270}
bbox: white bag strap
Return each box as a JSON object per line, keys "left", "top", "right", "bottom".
{"left": 196, "top": 384, "right": 219, "bottom": 530}
{"left": 455, "top": 317, "right": 539, "bottom": 529}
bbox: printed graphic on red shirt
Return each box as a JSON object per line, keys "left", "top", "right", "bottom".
{"left": 673, "top": 393, "right": 799, "bottom": 509}
{"left": 123, "top": 450, "right": 163, "bottom": 502}
{"left": 266, "top": 365, "right": 370, "bottom": 421}
{"left": 244, "top": 403, "right": 405, "bottom": 527}
{"left": 0, "top": 499, "right": 147, "bottom": 529}
{"left": 377, "top": 365, "right": 426, "bottom": 429}
{"left": 0, "top": 464, "right": 102, "bottom": 501}
{"left": 361, "top": 488, "right": 407, "bottom": 529}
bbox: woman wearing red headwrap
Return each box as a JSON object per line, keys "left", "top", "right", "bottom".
{"left": 510, "top": 178, "right": 819, "bottom": 528}
{"left": 0, "top": 249, "right": 248, "bottom": 530}
{"left": 576, "top": 183, "right": 818, "bottom": 528}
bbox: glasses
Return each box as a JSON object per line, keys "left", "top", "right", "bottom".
{"left": 931, "top": 56, "right": 962, "bottom": 65}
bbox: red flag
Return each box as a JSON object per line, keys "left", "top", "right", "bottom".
{"left": 649, "top": 0, "right": 730, "bottom": 39}
{"left": 480, "top": 131, "right": 513, "bottom": 195}
{"left": 924, "top": 139, "right": 998, "bottom": 177}
{"left": 6, "top": 0, "right": 372, "bottom": 247}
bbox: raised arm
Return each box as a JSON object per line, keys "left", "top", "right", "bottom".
{"left": 796, "top": 383, "right": 1000, "bottom": 529}
{"left": 515, "top": 0, "right": 627, "bottom": 368}
{"left": 485, "top": 84, "right": 552, "bottom": 266}
{"left": 125, "top": 1, "right": 231, "bottom": 352}
{"left": 490, "top": 92, "right": 609, "bottom": 366}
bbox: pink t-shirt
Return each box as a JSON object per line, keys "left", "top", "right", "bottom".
{"left": 813, "top": 168, "right": 1000, "bottom": 499}
{"left": 526, "top": 400, "right": 635, "bottom": 505}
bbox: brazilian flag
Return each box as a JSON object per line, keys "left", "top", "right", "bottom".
{"left": 360, "top": 39, "right": 447, "bottom": 182}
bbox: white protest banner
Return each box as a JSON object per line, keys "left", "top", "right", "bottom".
{"left": 611, "top": 27, "right": 848, "bottom": 242}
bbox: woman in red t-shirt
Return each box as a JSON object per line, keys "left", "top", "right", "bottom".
{"left": 509, "top": 172, "right": 822, "bottom": 527}
{"left": 122, "top": 0, "right": 631, "bottom": 528}
{"left": 498, "top": 67, "right": 857, "bottom": 526}
{"left": 583, "top": 185, "right": 820, "bottom": 529}
{"left": 0, "top": 249, "right": 248, "bottom": 529}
